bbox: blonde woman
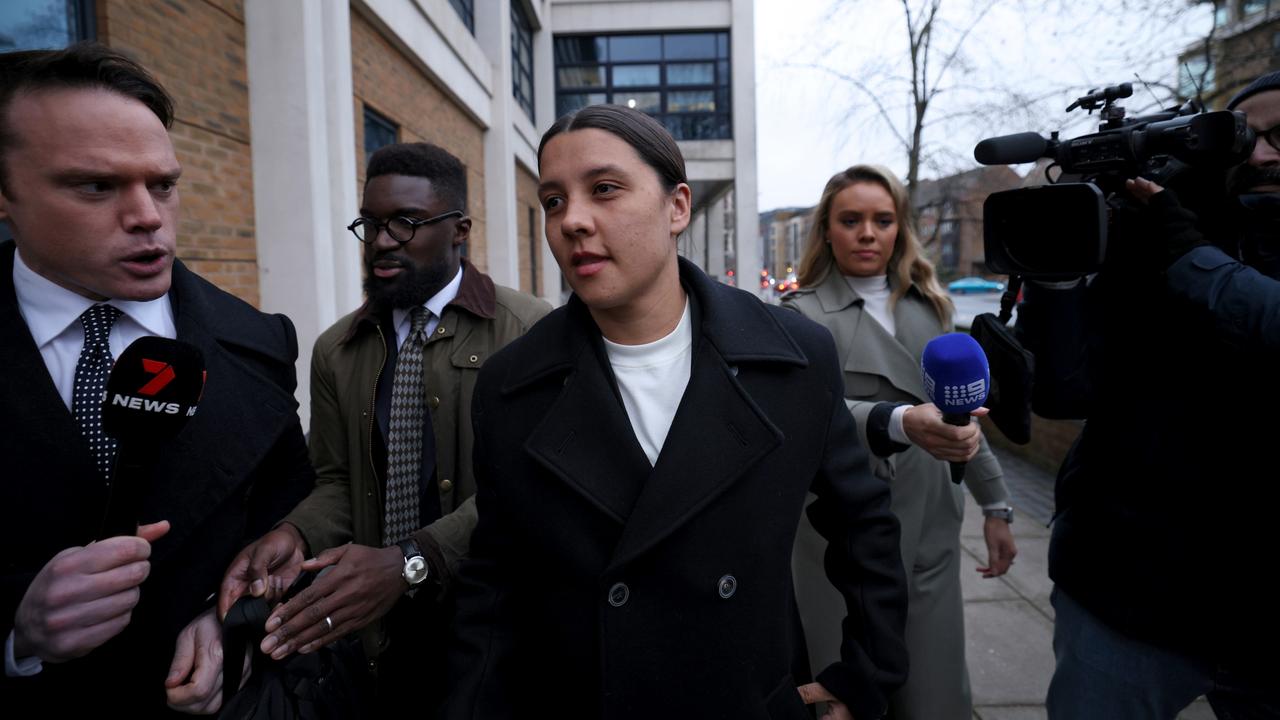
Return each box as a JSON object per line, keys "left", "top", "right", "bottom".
{"left": 783, "top": 165, "right": 1017, "bottom": 720}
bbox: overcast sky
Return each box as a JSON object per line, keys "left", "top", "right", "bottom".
{"left": 753, "top": 0, "right": 1216, "bottom": 212}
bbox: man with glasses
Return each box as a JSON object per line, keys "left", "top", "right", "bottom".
{"left": 1019, "top": 72, "right": 1280, "bottom": 719}
{"left": 218, "top": 142, "right": 550, "bottom": 713}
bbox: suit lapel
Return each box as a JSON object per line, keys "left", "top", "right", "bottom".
{"left": 0, "top": 245, "right": 104, "bottom": 547}
{"left": 608, "top": 338, "right": 781, "bottom": 570}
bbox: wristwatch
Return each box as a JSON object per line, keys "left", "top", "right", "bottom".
{"left": 396, "top": 538, "right": 429, "bottom": 591}
{"left": 982, "top": 506, "right": 1014, "bottom": 523}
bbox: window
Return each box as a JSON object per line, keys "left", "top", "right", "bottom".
{"left": 0, "top": 0, "right": 95, "bottom": 52}
{"left": 511, "top": 2, "right": 534, "bottom": 121}
{"left": 363, "top": 106, "right": 398, "bottom": 159}
{"left": 449, "top": 0, "right": 474, "bottom": 34}
{"left": 554, "top": 31, "right": 732, "bottom": 140}
{"left": 1244, "top": 0, "right": 1269, "bottom": 17}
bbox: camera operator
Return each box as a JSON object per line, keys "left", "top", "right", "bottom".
{"left": 1017, "top": 73, "right": 1280, "bottom": 719}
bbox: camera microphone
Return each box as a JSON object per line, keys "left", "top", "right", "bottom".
{"left": 97, "top": 337, "right": 206, "bottom": 539}
{"left": 921, "top": 333, "right": 990, "bottom": 485}
{"left": 974, "top": 132, "right": 1050, "bottom": 166}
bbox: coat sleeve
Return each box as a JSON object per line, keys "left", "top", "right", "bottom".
{"left": 1167, "top": 245, "right": 1280, "bottom": 354}
{"left": 804, "top": 331, "right": 909, "bottom": 720}
{"left": 962, "top": 433, "right": 1008, "bottom": 508}
{"left": 282, "top": 335, "right": 354, "bottom": 553}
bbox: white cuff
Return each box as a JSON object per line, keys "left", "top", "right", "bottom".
{"left": 981, "top": 500, "right": 1012, "bottom": 511}
{"left": 5, "top": 629, "right": 42, "bottom": 677}
{"left": 888, "top": 405, "right": 910, "bottom": 445}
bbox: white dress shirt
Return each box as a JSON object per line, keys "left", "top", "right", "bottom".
{"left": 390, "top": 265, "right": 463, "bottom": 350}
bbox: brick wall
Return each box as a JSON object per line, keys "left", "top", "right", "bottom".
{"left": 514, "top": 163, "right": 541, "bottom": 295}
{"left": 99, "top": 0, "right": 259, "bottom": 305}
{"left": 350, "top": 10, "right": 488, "bottom": 270}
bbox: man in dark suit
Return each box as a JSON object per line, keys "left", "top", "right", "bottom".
{"left": 0, "top": 44, "right": 312, "bottom": 715}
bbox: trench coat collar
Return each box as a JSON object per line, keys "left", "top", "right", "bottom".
{"left": 512, "top": 258, "right": 800, "bottom": 568}
{"left": 814, "top": 268, "right": 930, "bottom": 401}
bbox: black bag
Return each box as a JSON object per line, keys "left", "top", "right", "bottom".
{"left": 969, "top": 277, "right": 1035, "bottom": 445}
{"left": 218, "top": 583, "right": 371, "bottom": 720}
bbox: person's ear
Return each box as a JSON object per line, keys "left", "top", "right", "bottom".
{"left": 669, "top": 183, "right": 692, "bottom": 237}
{"left": 453, "top": 216, "right": 472, "bottom": 248}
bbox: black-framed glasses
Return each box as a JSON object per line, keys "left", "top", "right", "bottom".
{"left": 347, "top": 210, "right": 464, "bottom": 245}
{"left": 1258, "top": 124, "right": 1280, "bottom": 152}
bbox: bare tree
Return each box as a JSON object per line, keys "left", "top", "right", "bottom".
{"left": 795, "top": 0, "right": 1215, "bottom": 205}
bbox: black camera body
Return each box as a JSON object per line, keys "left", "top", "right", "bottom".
{"left": 974, "top": 83, "right": 1255, "bottom": 277}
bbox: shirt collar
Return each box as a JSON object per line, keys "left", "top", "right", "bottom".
{"left": 12, "top": 247, "right": 175, "bottom": 348}
{"left": 391, "top": 263, "right": 465, "bottom": 334}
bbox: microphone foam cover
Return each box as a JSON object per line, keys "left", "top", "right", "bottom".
{"left": 103, "top": 337, "right": 206, "bottom": 445}
{"left": 921, "top": 333, "right": 990, "bottom": 414}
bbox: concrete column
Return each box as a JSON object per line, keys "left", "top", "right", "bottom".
{"left": 730, "top": 0, "right": 760, "bottom": 297}
{"left": 246, "top": 0, "right": 360, "bottom": 426}
{"left": 707, "top": 193, "right": 727, "bottom": 279}
{"left": 478, "top": 5, "right": 520, "bottom": 288}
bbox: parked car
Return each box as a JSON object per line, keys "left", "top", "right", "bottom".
{"left": 947, "top": 276, "right": 1005, "bottom": 295}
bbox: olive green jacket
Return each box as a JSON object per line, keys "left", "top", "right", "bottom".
{"left": 284, "top": 261, "right": 550, "bottom": 660}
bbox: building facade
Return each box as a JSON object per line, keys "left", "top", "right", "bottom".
{"left": 1179, "top": 0, "right": 1280, "bottom": 107}
{"left": 1, "top": 0, "right": 758, "bottom": 422}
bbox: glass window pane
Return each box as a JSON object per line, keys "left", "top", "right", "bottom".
{"left": 668, "top": 90, "right": 715, "bottom": 113}
{"left": 449, "top": 0, "right": 475, "bottom": 34}
{"left": 557, "top": 92, "right": 607, "bottom": 117}
{"left": 717, "top": 61, "right": 731, "bottom": 86}
{"left": 555, "top": 36, "right": 608, "bottom": 63}
{"left": 610, "top": 35, "right": 661, "bottom": 61}
{"left": 1245, "top": 0, "right": 1267, "bottom": 16}
{"left": 558, "top": 66, "right": 607, "bottom": 88}
{"left": 615, "top": 91, "right": 660, "bottom": 113}
{"left": 613, "top": 64, "right": 660, "bottom": 87}
{"left": 0, "top": 0, "right": 89, "bottom": 52}
{"left": 717, "top": 32, "right": 729, "bottom": 58}
{"left": 717, "top": 88, "right": 731, "bottom": 112}
{"left": 664, "top": 33, "right": 717, "bottom": 60}
{"left": 667, "top": 63, "right": 715, "bottom": 86}
{"left": 364, "top": 107, "right": 398, "bottom": 157}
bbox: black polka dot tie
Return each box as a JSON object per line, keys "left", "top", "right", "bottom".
{"left": 73, "top": 304, "right": 122, "bottom": 478}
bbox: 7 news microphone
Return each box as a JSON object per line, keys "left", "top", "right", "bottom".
{"left": 920, "top": 333, "right": 990, "bottom": 485}
{"left": 97, "top": 337, "right": 206, "bottom": 540}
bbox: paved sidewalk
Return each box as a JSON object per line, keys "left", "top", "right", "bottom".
{"left": 962, "top": 446, "right": 1214, "bottom": 720}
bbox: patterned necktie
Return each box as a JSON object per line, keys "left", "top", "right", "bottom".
{"left": 73, "top": 304, "right": 123, "bottom": 478}
{"left": 383, "top": 306, "right": 430, "bottom": 546}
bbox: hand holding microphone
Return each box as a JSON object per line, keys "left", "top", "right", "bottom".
{"left": 920, "top": 333, "right": 991, "bottom": 484}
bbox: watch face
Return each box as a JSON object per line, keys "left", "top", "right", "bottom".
{"left": 404, "top": 555, "right": 429, "bottom": 585}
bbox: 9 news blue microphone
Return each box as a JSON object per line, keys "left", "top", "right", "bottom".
{"left": 921, "top": 333, "right": 990, "bottom": 485}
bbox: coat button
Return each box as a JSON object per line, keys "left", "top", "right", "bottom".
{"left": 718, "top": 575, "right": 737, "bottom": 599}
{"left": 469, "top": 354, "right": 479, "bottom": 364}
{"left": 436, "top": 326, "right": 446, "bottom": 335}
{"left": 439, "top": 478, "right": 453, "bottom": 493}
{"left": 430, "top": 395, "right": 440, "bottom": 409}
{"left": 607, "top": 582, "right": 630, "bottom": 607}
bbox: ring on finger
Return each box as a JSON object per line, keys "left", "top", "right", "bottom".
{"left": 324, "top": 615, "right": 334, "bottom": 632}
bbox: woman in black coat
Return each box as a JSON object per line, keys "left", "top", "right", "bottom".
{"left": 443, "top": 105, "right": 908, "bottom": 720}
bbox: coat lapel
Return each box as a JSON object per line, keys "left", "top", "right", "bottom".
{"left": 144, "top": 264, "right": 298, "bottom": 559}
{"left": 816, "top": 271, "right": 928, "bottom": 401}
{"left": 607, "top": 337, "right": 781, "bottom": 570}
{"left": 521, "top": 306, "right": 653, "bottom": 524}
